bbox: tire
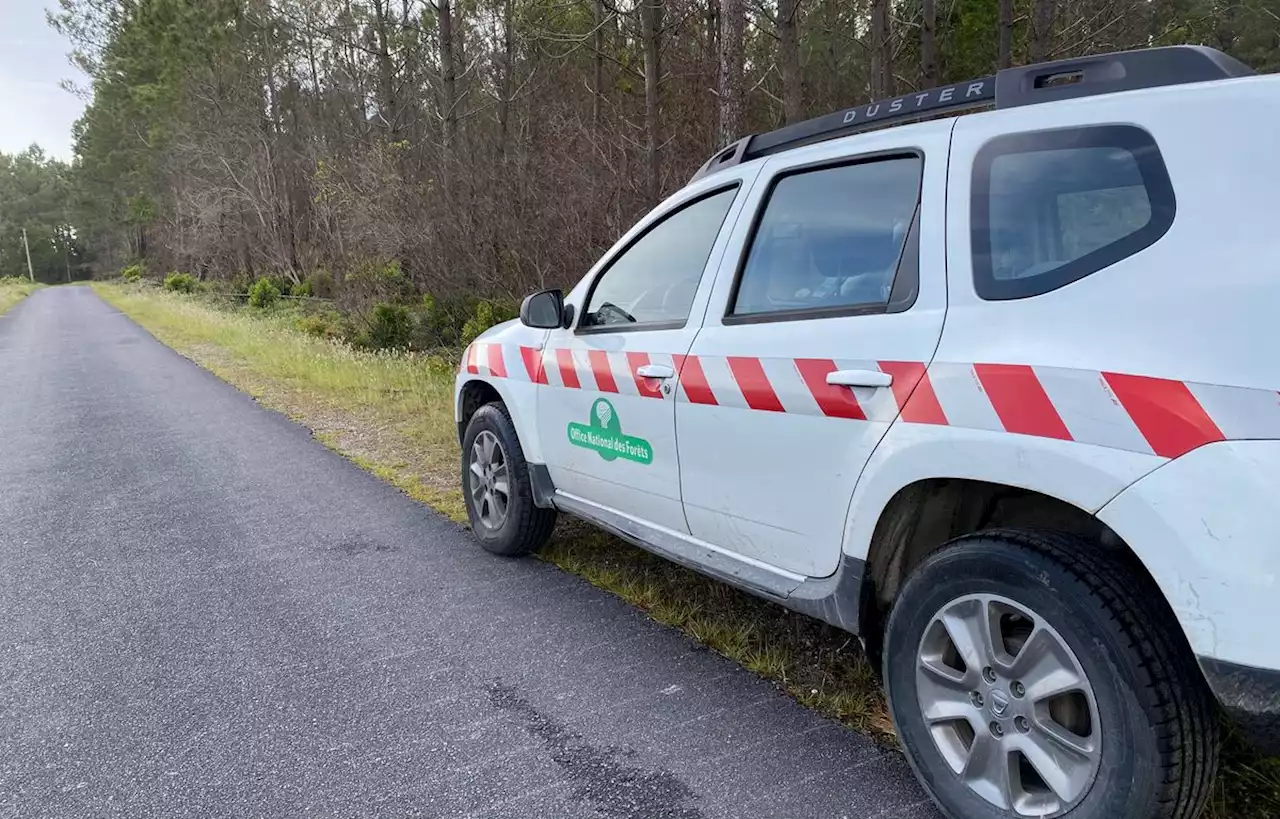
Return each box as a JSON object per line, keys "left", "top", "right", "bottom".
{"left": 460, "top": 402, "right": 557, "bottom": 557}
{"left": 884, "top": 529, "right": 1219, "bottom": 819}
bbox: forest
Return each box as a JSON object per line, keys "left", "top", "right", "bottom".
{"left": 25, "top": 0, "right": 1280, "bottom": 309}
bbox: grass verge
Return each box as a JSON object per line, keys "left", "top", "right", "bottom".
{"left": 92, "top": 282, "right": 1279, "bottom": 819}
{"left": 0, "top": 277, "right": 40, "bottom": 314}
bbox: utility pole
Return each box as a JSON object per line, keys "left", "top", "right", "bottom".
{"left": 21, "top": 228, "right": 34, "bottom": 282}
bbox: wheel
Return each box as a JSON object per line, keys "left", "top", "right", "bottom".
{"left": 884, "top": 529, "right": 1219, "bottom": 819}
{"left": 460, "top": 402, "right": 557, "bottom": 556}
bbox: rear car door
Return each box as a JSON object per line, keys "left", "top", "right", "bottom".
{"left": 675, "top": 121, "right": 952, "bottom": 578}
{"left": 536, "top": 181, "right": 749, "bottom": 533}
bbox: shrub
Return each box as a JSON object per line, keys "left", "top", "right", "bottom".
{"left": 361, "top": 303, "right": 413, "bottom": 349}
{"left": 461, "top": 300, "right": 517, "bottom": 346}
{"left": 294, "top": 310, "right": 345, "bottom": 339}
{"left": 248, "top": 277, "right": 282, "bottom": 309}
{"left": 163, "top": 272, "right": 197, "bottom": 293}
{"left": 306, "top": 269, "right": 335, "bottom": 299}
{"left": 121, "top": 264, "right": 144, "bottom": 283}
{"left": 292, "top": 280, "right": 313, "bottom": 299}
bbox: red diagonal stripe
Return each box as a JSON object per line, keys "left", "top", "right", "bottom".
{"left": 675, "top": 354, "right": 717, "bottom": 405}
{"left": 555, "top": 348, "right": 581, "bottom": 389}
{"left": 486, "top": 344, "right": 507, "bottom": 379}
{"left": 1103, "top": 372, "right": 1224, "bottom": 458}
{"left": 626, "top": 352, "right": 663, "bottom": 399}
{"left": 878, "top": 360, "right": 948, "bottom": 425}
{"left": 519, "top": 346, "right": 547, "bottom": 384}
{"left": 795, "top": 359, "right": 865, "bottom": 420}
{"left": 727, "top": 356, "right": 785, "bottom": 413}
{"left": 587, "top": 350, "right": 618, "bottom": 393}
{"left": 974, "top": 364, "right": 1073, "bottom": 441}
{"left": 466, "top": 344, "right": 480, "bottom": 375}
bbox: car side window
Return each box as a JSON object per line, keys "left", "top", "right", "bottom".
{"left": 728, "top": 155, "right": 923, "bottom": 321}
{"left": 971, "top": 125, "right": 1175, "bottom": 300}
{"left": 581, "top": 187, "right": 738, "bottom": 331}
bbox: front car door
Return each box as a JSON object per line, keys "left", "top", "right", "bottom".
{"left": 536, "top": 175, "right": 755, "bottom": 533}
{"left": 675, "top": 120, "right": 953, "bottom": 578}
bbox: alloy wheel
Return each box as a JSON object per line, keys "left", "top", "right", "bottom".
{"left": 468, "top": 430, "right": 510, "bottom": 531}
{"left": 915, "top": 593, "right": 1102, "bottom": 816}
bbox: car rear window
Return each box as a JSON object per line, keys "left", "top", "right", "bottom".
{"left": 970, "top": 125, "right": 1175, "bottom": 300}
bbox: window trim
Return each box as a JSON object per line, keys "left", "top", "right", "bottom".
{"left": 721, "top": 149, "right": 925, "bottom": 326}
{"left": 576, "top": 183, "right": 741, "bottom": 335}
{"left": 970, "top": 124, "right": 1176, "bottom": 301}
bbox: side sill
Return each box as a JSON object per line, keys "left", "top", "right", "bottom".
{"left": 550, "top": 489, "right": 868, "bottom": 636}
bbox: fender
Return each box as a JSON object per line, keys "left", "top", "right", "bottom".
{"left": 455, "top": 320, "right": 550, "bottom": 465}
{"left": 838, "top": 420, "right": 1167, "bottom": 563}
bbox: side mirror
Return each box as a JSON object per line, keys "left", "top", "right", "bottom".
{"left": 520, "top": 288, "right": 565, "bottom": 329}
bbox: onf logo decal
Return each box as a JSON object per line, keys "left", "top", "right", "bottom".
{"left": 567, "top": 398, "right": 653, "bottom": 465}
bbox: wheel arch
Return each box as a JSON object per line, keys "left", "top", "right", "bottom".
{"left": 456, "top": 376, "right": 546, "bottom": 465}
{"left": 854, "top": 477, "right": 1190, "bottom": 680}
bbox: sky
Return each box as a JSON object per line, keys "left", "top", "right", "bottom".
{"left": 0, "top": 1, "right": 90, "bottom": 160}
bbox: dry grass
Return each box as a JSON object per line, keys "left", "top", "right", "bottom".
{"left": 92, "top": 282, "right": 1279, "bottom": 819}
{"left": 0, "top": 278, "right": 39, "bottom": 315}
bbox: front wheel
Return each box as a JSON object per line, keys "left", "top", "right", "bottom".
{"left": 460, "top": 402, "right": 556, "bottom": 556}
{"left": 884, "top": 530, "right": 1219, "bottom": 819}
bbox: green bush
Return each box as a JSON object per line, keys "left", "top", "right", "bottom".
{"left": 121, "top": 264, "right": 144, "bottom": 283}
{"left": 248, "top": 277, "right": 282, "bottom": 309}
{"left": 361, "top": 303, "right": 413, "bottom": 349}
{"left": 294, "top": 310, "right": 345, "bottom": 339}
{"left": 163, "top": 272, "right": 197, "bottom": 293}
{"left": 460, "top": 300, "right": 517, "bottom": 346}
{"left": 292, "top": 280, "right": 313, "bottom": 299}
{"left": 306, "top": 269, "right": 335, "bottom": 299}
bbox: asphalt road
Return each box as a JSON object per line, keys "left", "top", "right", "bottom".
{"left": 0, "top": 287, "right": 940, "bottom": 819}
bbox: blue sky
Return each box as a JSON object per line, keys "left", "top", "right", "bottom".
{"left": 0, "top": 1, "right": 89, "bottom": 159}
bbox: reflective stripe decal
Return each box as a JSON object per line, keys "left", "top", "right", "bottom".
{"left": 626, "top": 352, "right": 664, "bottom": 399}
{"left": 974, "top": 363, "right": 1073, "bottom": 442}
{"left": 519, "top": 345, "right": 546, "bottom": 384}
{"left": 588, "top": 349, "right": 619, "bottom": 394}
{"left": 1103, "top": 372, "right": 1225, "bottom": 458}
{"left": 880, "top": 360, "right": 948, "bottom": 426}
{"left": 486, "top": 344, "right": 508, "bottom": 379}
{"left": 727, "top": 356, "right": 786, "bottom": 413}
{"left": 795, "top": 358, "right": 866, "bottom": 420}
{"left": 556, "top": 348, "right": 581, "bottom": 389}
{"left": 676, "top": 355, "right": 718, "bottom": 406}
{"left": 460, "top": 342, "right": 1278, "bottom": 459}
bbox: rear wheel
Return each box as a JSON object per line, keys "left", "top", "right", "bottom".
{"left": 461, "top": 402, "right": 556, "bottom": 556}
{"left": 884, "top": 530, "right": 1219, "bottom": 819}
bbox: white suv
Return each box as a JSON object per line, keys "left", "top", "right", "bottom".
{"left": 454, "top": 45, "right": 1279, "bottom": 819}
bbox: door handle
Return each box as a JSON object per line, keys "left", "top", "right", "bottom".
{"left": 636, "top": 364, "right": 675, "bottom": 379}
{"left": 826, "top": 369, "right": 893, "bottom": 388}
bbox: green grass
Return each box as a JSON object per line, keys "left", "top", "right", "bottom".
{"left": 0, "top": 277, "right": 39, "bottom": 314}
{"left": 92, "top": 281, "right": 1280, "bottom": 819}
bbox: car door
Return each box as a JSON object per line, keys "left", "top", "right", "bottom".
{"left": 536, "top": 181, "right": 750, "bottom": 533}
{"left": 675, "top": 121, "right": 952, "bottom": 578}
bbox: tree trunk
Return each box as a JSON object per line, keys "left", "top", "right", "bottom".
{"left": 498, "top": 0, "right": 514, "bottom": 155}
{"left": 870, "top": 0, "right": 893, "bottom": 98}
{"left": 372, "top": 0, "right": 398, "bottom": 133}
{"left": 641, "top": 0, "right": 662, "bottom": 204}
{"left": 1029, "top": 0, "right": 1057, "bottom": 63}
{"left": 921, "top": 0, "right": 938, "bottom": 87}
{"left": 777, "top": 0, "right": 803, "bottom": 123}
{"left": 592, "top": 0, "right": 604, "bottom": 131}
{"left": 717, "top": 0, "right": 744, "bottom": 147}
{"left": 438, "top": 0, "right": 458, "bottom": 150}
{"left": 998, "top": 0, "right": 1014, "bottom": 68}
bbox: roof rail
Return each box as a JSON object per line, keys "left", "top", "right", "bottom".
{"left": 690, "top": 45, "right": 1253, "bottom": 183}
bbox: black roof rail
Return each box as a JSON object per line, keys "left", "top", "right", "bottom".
{"left": 690, "top": 45, "right": 1253, "bottom": 183}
